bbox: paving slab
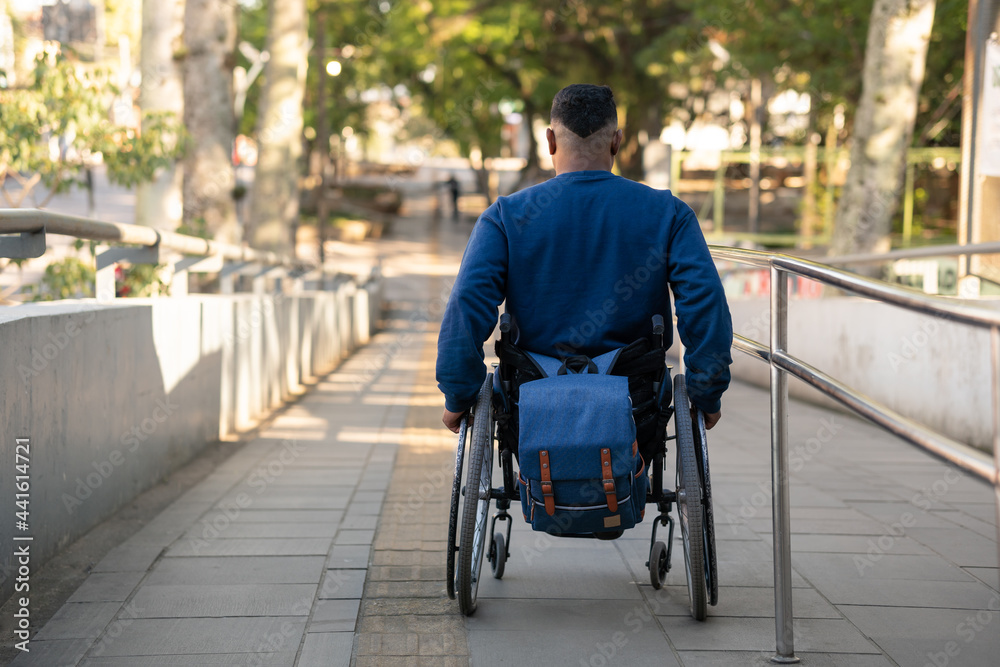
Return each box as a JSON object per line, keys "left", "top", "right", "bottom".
{"left": 965, "top": 566, "right": 999, "bottom": 591}
{"left": 66, "top": 572, "right": 145, "bottom": 603}
{"left": 327, "top": 545, "right": 373, "bottom": 569}
{"left": 650, "top": 586, "right": 841, "bottom": 619}
{"left": 319, "top": 570, "right": 368, "bottom": 599}
{"left": 178, "top": 521, "right": 340, "bottom": 540}
{"left": 804, "top": 576, "right": 998, "bottom": 609}
{"left": 166, "top": 537, "right": 333, "bottom": 557}
{"left": 791, "top": 551, "right": 977, "bottom": 582}
{"left": 308, "top": 600, "right": 363, "bottom": 633}
{"left": 79, "top": 616, "right": 307, "bottom": 656}
{"left": 32, "top": 602, "right": 123, "bottom": 640}
{"left": 143, "top": 556, "right": 326, "bottom": 586}
{"left": 838, "top": 604, "right": 1000, "bottom": 666}
{"left": 466, "top": 600, "right": 681, "bottom": 667}
{"left": 80, "top": 654, "right": 297, "bottom": 666}
{"left": 297, "top": 632, "right": 353, "bottom": 667}
{"left": 7, "top": 638, "right": 92, "bottom": 666}
{"left": 659, "top": 616, "right": 880, "bottom": 654}
{"left": 675, "top": 650, "right": 894, "bottom": 666}
{"left": 128, "top": 584, "right": 316, "bottom": 618}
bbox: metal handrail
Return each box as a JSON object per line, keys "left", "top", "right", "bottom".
{"left": 0, "top": 208, "right": 308, "bottom": 270}
{"left": 710, "top": 245, "right": 1000, "bottom": 665}
{"left": 714, "top": 247, "right": 1000, "bottom": 328}
{"left": 825, "top": 239, "right": 1000, "bottom": 266}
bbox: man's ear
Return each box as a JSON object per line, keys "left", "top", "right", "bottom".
{"left": 546, "top": 127, "right": 557, "bottom": 156}
{"left": 611, "top": 128, "right": 623, "bottom": 156}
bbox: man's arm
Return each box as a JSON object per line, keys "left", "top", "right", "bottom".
{"left": 437, "top": 211, "right": 508, "bottom": 423}
{"left": 666, "top": 203, "right": 733, "bottom": 417}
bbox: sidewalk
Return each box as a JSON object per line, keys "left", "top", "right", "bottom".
{"left": 6, "top": 196, "right": 999, "bottom": 666}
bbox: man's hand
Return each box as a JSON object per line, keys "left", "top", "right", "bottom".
{"left": 703, "top": 411, "right": 722, "bottom": 430}
{"left": 443, "top": 408, "right": 466, "bottom": 433}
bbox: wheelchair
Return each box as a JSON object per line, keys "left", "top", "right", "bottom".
{"left": 446, "top": 314, "right": 718, "bottom": 620}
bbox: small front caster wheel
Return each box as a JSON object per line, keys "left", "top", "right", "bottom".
{"left": 490, "top": 532, "right": 506, "bottom": 579}
{"left": 649, "top": 541, "right": 668, "bottom": 589}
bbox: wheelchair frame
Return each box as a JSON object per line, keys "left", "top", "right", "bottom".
{"left": 446, "top": 315, "right": 718, "bottom": 620}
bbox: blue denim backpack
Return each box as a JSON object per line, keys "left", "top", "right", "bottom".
{"left": 516, "top": 349, "right": 648, "bottom": 535}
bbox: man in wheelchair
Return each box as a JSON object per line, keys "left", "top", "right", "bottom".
{"left": 436, "top": 83, "right": 732, "bottom": 456}
{"left": 437, "top": 84, "right": 733, "bottom": 617}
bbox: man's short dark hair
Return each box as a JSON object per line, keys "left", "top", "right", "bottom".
{"left": 550, "top": 84, "right": 617, "bottom": 138}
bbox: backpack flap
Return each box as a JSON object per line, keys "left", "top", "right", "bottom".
{"left": 519, "top": 373, "right": 636, "bottom": 504}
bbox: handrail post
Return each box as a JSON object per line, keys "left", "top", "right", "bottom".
{"left": 770, "top": 266, "right": 799, "bottom": 664}
{"left": 991, "top": 326, "right": 1000, "bottom": 570}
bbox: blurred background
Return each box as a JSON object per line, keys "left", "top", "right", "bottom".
{"left": 0, "top": 0, "right": 991, "bottom": 300}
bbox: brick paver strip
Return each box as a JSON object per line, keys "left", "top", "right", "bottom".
{"left": 353, "top": 321, "right": 470, "bottom": 667}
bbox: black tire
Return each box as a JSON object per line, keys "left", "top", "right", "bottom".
{"left": 674, "top": 374, "right": 708, "bottom": 621}
{"left": 490, "top": 532, "right": 506, "bottom": 579}
{"left": 649, "top": 541, "right": 668, "bottom": 589}
{"left": 456, "top": 374, "right": 494, "bottom": 615}
{"left": 445, "top": 416, "right": 468, "bottom": 600}
{"left": 695, "top": 411, "right": 719, "bottom": 607}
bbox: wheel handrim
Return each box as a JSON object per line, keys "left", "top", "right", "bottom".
{"left": 468, "top": 435, "right": 493, "bottom": 597}
{"left": 673, "top": 375, "right": 707, "bottom": 620}
{"left": 677, "top": 468, "right": 695, "bottom": 596}
{"left": 456, "top": 374, "right": 495, "bottom": 615}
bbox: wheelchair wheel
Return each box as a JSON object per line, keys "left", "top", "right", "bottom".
{"left": 674, "top": 374, "right": 708, "bottom": 621}
{"left": 445, "top": 415, "right": 468, "bottom": 600}
{"left": 490, "top": 532, "right": 506, "bottom": 579}
{"left": 456, "top": 374, "right": 494, "bottom": 615}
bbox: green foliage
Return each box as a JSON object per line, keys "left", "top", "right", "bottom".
{"left": 702, "top": 0, "right": 964, "bottom": 145}
{"left": 30, "top": 257, "right": 95, "bottom": 301}
{"left": 27, "top": 257, "right": 170, "bottom": 301}
{"left": 236, "top": 0, "right": 269, "bottom": 135}
{"left": 371, "top": 0, "right": 698, "bottom": 176}
{"left": 177, "top": 217, "right": 212, "bottom": 240}
{"left": 916, "top": 0, "right": 965, "bottom": 146}
{"left": 256, "top": 0, "right": 966, "bottom": 187}
{"left": 118, "top": 263, "right": 170, "bottom": 298}
{"left": 0, "top": 47, "right": 184, "bottom": 207}
{"left": 703, "top": 0, "right": 871, "bottom": 127}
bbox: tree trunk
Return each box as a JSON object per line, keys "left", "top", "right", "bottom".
{"left": 246, "top": 0, "right": 308, "bottom": 255}
{"left": 618, "top": 102, "right": 645, "bottom": 181}
{"left": 830, "top": 0, "right": 937, "bottom": 257}
{"left": 135, "top": 0, "right": 186, "bottom": 231}
{"left": 182, "top": 0, "right": 238, "bottom": 243}
{"left": 312, "top": 9, "right": 330, "bottom": 264}
{"left": 618, "top": 90, "right": 661, "bottom": 182}
{"left": 520, "top": 92, "right": 541, "bottom": 174}
{"left": 514, "top": 104, "right": 547, "bottom": 191}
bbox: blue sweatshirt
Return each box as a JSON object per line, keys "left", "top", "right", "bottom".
{"left": 436, "top": 170, "right": 733, "bottom": 414}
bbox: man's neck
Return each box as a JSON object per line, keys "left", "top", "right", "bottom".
{"left": 554, "top": 158, "right": 613, "bottom": 175}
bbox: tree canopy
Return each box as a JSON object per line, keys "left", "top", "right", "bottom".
{"left": 0, "top": 48, "right": 180, "bottom": 208}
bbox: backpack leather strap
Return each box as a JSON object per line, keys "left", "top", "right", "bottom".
{"left": 539, "top": 450, "right": 555, "bottom": 516}
{"left": 601, "top": 447, "right": 618, "bottom": 512}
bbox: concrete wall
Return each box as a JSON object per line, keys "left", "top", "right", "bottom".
{"left": 724, "top": 297, "right": 996, "bottom": 452}
{"left": 0, "top": 277, "right": 381, "bottom": 602}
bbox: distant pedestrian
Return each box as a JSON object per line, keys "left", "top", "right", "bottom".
{"left": 447, "top": 174, "right": 460, "bottom": 219}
